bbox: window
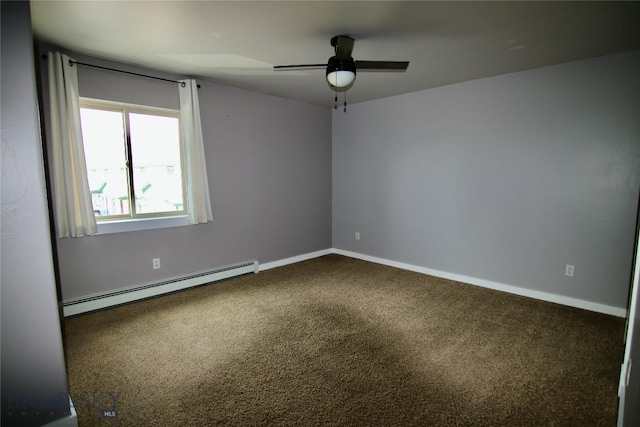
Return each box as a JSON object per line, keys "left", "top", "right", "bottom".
{"left": 79, "top": 99, "right": 186, "bottom": 222}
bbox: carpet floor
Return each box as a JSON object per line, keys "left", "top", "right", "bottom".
{"left": 64, "top": 254, "right": 625, "bottom": 426}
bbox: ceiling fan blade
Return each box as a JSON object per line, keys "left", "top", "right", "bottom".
{"left": 273, "top": 64, "right": 327, "bottom": 70}
{"left": 333, "top": 35, "right": 355, "bottom": 60}
{"left": 355, "top": 61, "right": 410, "bottom": 71}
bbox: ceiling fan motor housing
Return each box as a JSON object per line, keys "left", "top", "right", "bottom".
{"left": 274, "top": 34, "right": 408, "bottom": 92}
{"left": 326, "top": 56, "right": 356, "bottom": 88}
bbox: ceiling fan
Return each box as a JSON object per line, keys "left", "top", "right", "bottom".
{"left": 274, "top": 35, "right": 409, "bottom": 110}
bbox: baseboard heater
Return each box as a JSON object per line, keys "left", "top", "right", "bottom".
{"left": 62, "top": 260, "right": 259, "bottom": 317}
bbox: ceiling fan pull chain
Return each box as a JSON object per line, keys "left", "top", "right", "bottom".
{"left": 273, "top": 36, "right": 409, "bottom": 106}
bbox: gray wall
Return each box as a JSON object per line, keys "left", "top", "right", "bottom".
{"left": 1, "top": 2, "right": 71, "bottom": 426}
{"left": 38, "top": 51, "right": 332, "bottom": 300}
{"left": 333, "top": 51, "right": 640, "bottom": 310}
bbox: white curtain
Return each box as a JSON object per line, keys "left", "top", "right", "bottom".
{"left": 178, "top": 79, "right": 213, "bottom": 224}
{"left": 48, "top": 52, "right": 97, "bottom": 238}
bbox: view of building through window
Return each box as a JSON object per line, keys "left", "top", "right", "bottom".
{"left": 80, "top": 103, "right": 185, "bottom": 219}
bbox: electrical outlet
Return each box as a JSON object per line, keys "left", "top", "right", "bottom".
{"left": 153, "top": 258, "right": 161, "bottom": 270}
{"left": 565, "top": 264, "right": 574, "bottom": 277}
{"left": 355, "top": 232, "right": 360, "bottom": 240}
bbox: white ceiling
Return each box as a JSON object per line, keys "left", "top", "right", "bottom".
{"left": 30, "top": 1, "right": 640, "bottom": 108}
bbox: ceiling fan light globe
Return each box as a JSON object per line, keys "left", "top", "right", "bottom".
{"left": 327, "top": 70, "right": 356, "bottom": 88}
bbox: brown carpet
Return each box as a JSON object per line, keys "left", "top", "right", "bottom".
{"left": 64, "top": 254, "right": 624, "bottom": 426}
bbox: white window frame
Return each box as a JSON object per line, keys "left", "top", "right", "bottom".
{"left": 79, "top": 98, "right": 189, "bottom": 234}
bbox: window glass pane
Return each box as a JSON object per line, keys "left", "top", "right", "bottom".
{"left": 128, "top": 113, "right": 184, "bottom": 214}
{"left": 80, "top": 108, "right": 130, "bottom": 217}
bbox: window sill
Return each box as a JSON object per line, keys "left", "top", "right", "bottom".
{"left": 96, "top": 215, "right": 189, "bottom": 235}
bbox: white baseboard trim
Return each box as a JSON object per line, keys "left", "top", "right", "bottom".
{"left": 62, "top": 247, "right": 626, "bottom": 319}
{"left": 259, "top": 249, "right": 333, "bottom": 271}
{"left": 332, "top": 248, "right": 627, "bottom": 318}
{"left": 44, "top": 397, "right": 78, "bottom": 427}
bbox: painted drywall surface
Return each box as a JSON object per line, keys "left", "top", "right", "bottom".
{"left": 1, "top": 2, "right": 71, "bottom": 425}
{"left": 333, "top": 51, "right": 640, "bottom": 309}
{"left": 38, "top": 51, "right": 332, "bottom": 300}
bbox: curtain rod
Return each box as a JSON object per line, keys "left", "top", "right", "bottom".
{"left": 41, "top": 54, "right": 200, "bottom": 88}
